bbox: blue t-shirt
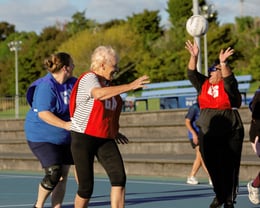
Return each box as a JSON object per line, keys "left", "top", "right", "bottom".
{"left": 24, "top": 73, "right": 77, "bottom": 144}
{"left": 185, "top": 103, "right": 200, "bottom": 140}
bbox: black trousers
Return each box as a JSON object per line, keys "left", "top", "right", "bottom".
{"left": 198, "top": 110, "right": 244, "bottom": 204}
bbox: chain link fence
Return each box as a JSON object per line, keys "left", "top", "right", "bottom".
{"left": 0, "top": 96, "right": 29, "bottom": 119}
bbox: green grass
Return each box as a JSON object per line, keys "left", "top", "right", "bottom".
{"left": 135, "top": 99, "right": 160, "bottom": 112}
{"left": 0, "top": 105, "right": 29, "bottom": 119}
{"left": 249, "top": 81, "right": 260, "bottom": 94}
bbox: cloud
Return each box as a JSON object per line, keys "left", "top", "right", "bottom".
{"left": 0, "top": 0, "right": 259, "bottom": 34}
{"left": 0, "top": 0, "right": 168, "bottom": 33}
{"left": 214, "top": 0, "right": 260, "bottom": 24}
{"left": 0, "top": 0, "right": 77, "bottom": 33}
{"left": 84, "top": 0, "right": 167, "bottom": 23}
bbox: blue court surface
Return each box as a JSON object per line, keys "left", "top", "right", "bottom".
{"left": 0, "top": 170, "right": 259, "bottom": 208}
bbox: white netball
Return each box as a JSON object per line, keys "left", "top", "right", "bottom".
{"left": 186, "top": 15, "right": 209, "bottom": 37}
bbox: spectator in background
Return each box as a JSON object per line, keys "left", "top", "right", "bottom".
{"left": 185, "top": 40, "right": 244, "bottom": 208}
{"left": 24, "top": 52, "right": 77, "bottom": 208}
{"left": 247, "top": 87, "right": 260, "bottom": 205}
{"left": 185, "top": 102, "right": 212, "bottom": 185}
{"left": 69, "top": 45, "right": 150, "bottom": 208}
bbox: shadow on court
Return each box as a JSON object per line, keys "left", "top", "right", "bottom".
{"left": 61, "top": 187, "right": 215, "bottom": 207}
{"left": 60, "top": 188, "right": 254, "bottom": 208}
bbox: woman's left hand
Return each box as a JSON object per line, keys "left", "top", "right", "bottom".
{"left": 219, "top": 47, "right": 234, "bottom": 62}
{"left": 115, "top": 132, "right": 129, "bottom": 144}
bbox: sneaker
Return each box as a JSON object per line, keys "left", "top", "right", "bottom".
{"left": 209, "top": 178, "right": 213, "bottom": 186}
{"left": 247, "top": 180, "right": 260, "bottom": 204}
{"left": 209, "top": 197, "right": 223, "bottom": 208}
{"left": 186, "top": 176, "right": 199, "bottom": 185}
{"left": 224, "top": 201, "right": 234, "bottom": 208}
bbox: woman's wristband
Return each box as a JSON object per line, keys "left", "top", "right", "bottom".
{"left": 220, "top": 61, "right": 227, "bottom": 66}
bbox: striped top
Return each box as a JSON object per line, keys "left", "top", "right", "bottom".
{"left": 70, "top": 72, "right": 122, "bottom": 139}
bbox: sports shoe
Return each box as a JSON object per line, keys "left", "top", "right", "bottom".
{"left": 224, "top": 201, "right": 234, "bottom": 208}
{"left": 247, "top": 180, "right": 260, "bottom": 204}
{"left": 209, "top": 197, "right": 223, "bottom": 208}
{"left": 209, "top": 178, "right": 213, "bottom": 186}
{"left": 186, "top": 176, "right": 199, "bottom": 185}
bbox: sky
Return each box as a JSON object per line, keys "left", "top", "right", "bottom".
{"left": 0, "top": 0, "right": 259, "bottom": 34}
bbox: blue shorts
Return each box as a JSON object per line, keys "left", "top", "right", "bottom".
{"left": 27, "top": 141, "right": 74, "bottom": 168}
{"left": 189, "top": 139, "right": 199, "bottom": 149}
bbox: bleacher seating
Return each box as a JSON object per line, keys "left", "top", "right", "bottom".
{"left": 123, "top": 74, "right": 252, "bottom": 111}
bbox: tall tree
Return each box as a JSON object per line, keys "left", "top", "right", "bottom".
{"left": 235, "top": 16, "right": 260, "bottom": 78}
{"left": 128, "top": 9, "right": 163, "bottom": 50}
{"left": 0, "top": 22, "right": 15, "bottom": 41}
{"left": 66, "top": 10, "right": 97, "bottom": 35}
{"left": 58, "top": 22, "right": 143, "bottom": 84}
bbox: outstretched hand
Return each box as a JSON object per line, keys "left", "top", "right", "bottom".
{"left": 185, "top": 40, "right": 199, "bottom": 57}
{"left": 115, "top": 132, "right": 129, "bottom": 144}
{"left": 219, "top": 47, "right": 234, "bottom": 62}
{"left": 131, "top": 75, "right": 150, "bottom": 90}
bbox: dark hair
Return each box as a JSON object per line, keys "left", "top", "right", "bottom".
{"left": 208, "top": 59, "right": 220, "bottom": 73}
{"left": 44, "top": 52, "right": 71, "bottom": 73}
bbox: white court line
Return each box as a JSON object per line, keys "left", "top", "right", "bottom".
{"left": 0, "top": 204, "right": 35, "bottom": 208}
{"left": 0, "top": 173, "right": 249, "bottom": 188}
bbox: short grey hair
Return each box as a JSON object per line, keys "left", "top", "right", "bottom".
{"left": 90, "top": 46, "right": 118, "bottom": 71}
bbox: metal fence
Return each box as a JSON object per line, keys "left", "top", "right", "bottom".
{"left": 0, "top": 96, "right": 29, "bottom": 119}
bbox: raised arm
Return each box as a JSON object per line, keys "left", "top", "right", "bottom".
{"left": 219, "top": 47, "right": 234, "bottom": 78}
{"left": 185, "top": 40, "right": 199, "bottom": 71}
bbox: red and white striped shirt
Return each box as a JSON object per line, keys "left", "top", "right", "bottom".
{"left": 70, "top": 72, "right": 122, "bottom": 139}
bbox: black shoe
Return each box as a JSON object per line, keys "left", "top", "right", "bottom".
{"left": 224, "top": 200, "right": 235, "bottom": 208}
{"left": 210, "top": 197, "right": 223, "bottom": 208}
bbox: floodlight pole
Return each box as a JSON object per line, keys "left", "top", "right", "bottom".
{"left": 192, "top": 0, "right": 201, "bottom": 73}
{"left": 200, "top": 4, "right": 215, "bottom": 76}
{"left": 8, "top": 40, "right": 22, "bottom": 119}
{"left": 204, "top": 34, "right": 208, "bottom": 76}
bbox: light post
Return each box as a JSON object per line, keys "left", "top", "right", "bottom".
{"left": 200, "top": 4, "right": 215, "bottom": 76}
{"left": 8, "top": 40, "right": 22, "bottom": 119}
{"left": 192, "top": 0, "right": 202, "bottom": 72}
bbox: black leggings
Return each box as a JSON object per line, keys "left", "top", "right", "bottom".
{"left": 71, "top": 131, "right": 126, "bottom": 199}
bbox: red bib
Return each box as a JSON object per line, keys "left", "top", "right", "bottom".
{"left": 198, "top": 80, "right": 231, "bottom": 109}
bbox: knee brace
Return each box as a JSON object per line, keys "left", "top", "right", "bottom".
{"left": 41, "top": 165, "right": 62, "bottom": 191}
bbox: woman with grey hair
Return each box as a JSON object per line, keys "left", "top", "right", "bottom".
{"left": 70, "top": 45, "right": 150, "bottom": 208}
